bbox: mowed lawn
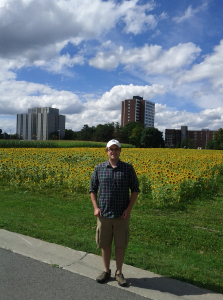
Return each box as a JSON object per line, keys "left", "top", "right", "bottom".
{"left": 0, "top": 178, "right": 223, "bottom": 294}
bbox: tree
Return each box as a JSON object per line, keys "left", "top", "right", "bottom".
{"left": 213, "top": 128, "right": 223, "bottom": 150}
{"left": 181, "top": 137, "right": 189, "bottom": 148}
{"left": 128, "top": 126, "right": 144, "bottom": 147}
{"left": 113, "top": 122, "right": 124, "bottom": 142}
{"left": 77, "top": 124, "right": 96, "bottom": 141}
{"left": 0, "top": 129, "right": 3, "bottom": 139}
{"left": 176, "top": 141, "right": 181, "bottom": 148}
{"left": 206, "top": 140, "right": 218, "bottom": 149}
{"left": 1, "top": 132, "right": 10, "bottom": 139}
{"left": 214, "top": 128, "right": 223, "bottom": 141}
{"left": 64, "top": 129, "right": 77, "bottom": 140}
{"left": 12, "top": 133, "right": 20, "bottom": 139}
{"left": 49, "top": 131, "right": 59, "bottom": 140}
{"left": 140, "top": 127, "right": 165, "bottom": 148}
{"left": 92, "top": 123, "right": 114, "bottom": 142}
{"left": 122, "top": 122, "right": 144, "bottom": 144}
{"left": 188, "top": 139, "right": 195, "bottom": 149}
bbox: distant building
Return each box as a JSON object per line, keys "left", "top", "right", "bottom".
{"left": 16, "top": 107, "right": 65, "bottom": 140}
{"left": 121, "top": 96, "right": 155, "bottom": 127}
{"left": 165, "top": 126, "right": 217, "bottom": 148}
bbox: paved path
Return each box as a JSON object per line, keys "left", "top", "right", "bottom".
{"left": 0, "top": 248, "right": 149, "bottom": 300}
{"left": 0, "top": 229, "right": 222, "bottom": 300}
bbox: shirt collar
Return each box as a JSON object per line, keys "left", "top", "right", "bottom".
{"left": 106, "top": 159, "right": 121, "bottom": 168}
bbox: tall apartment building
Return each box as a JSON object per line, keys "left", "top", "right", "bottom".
{"left": 16, "top": 107, "right": 65, "bottom": 140}
{"left": 121, "top": 96, "right": 155, "bottom": 127}
{"left": 165, "top": 126, "right": 217, "bottom": 148}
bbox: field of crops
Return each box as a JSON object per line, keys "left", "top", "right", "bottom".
{"left": 1, "top": 148, "right": 223, "bottom": 206}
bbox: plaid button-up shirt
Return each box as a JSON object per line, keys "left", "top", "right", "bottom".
{"left": 89, "top": 160, "right": 140, "bottom": 218}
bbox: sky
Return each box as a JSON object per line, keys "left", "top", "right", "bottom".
{"left": 0, "top": 0, "right": 223, "bottom": 135}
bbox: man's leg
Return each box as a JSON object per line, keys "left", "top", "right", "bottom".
{"left": 96, "top": 246, "right": 111, "bottom": 283}
{"left": 102, "top": 245, "right": 112, "bottom": 272}
{"left": 115, "top": 246, "right": 125, "bottom": 274}
{"left": 96, "top": 218, "right": 112, "bottom": 283}
{"left": 113, "top": 217, "right": 129, "bottom": 286}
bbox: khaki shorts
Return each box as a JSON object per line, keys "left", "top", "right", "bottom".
{"left": 96, "top": 217, "right": 130, "bottom": 249}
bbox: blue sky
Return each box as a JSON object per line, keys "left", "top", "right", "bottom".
{"left": 0, "top": 0, "right": 223, "bottom": 134}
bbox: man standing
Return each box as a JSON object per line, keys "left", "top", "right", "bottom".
{"left": 89, "top": 139, "right": 140, "bottom": 287}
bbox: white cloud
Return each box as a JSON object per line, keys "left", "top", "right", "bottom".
{"left": 86, "top": 84, "right": 167, "bottom": 111}
{"left": 89, "top": 43, "right": 201, "bottom": 74}
{"left": 0, "top": 0, "right": 158, "bottom": 62}
{"left": 0, "top": 79, "right": 84, "bottom": 115}
{"left": 120, "top": 0, "right": 157, "bottom": 34}
{"left": 34, "top": 54, "right": 85, "bottom": 74}
{"left": 89, "top": 47, "right": 122, "bottom": 70}
{"left": 0, "top": 51, "right": 84, "bottom": 79}
{"left": 0, "top": 115, "right": 16, "bottom": 134}
{"left": 173, "top": 3, "right": 208, "bottom": 23}
{"left": 0, "top": 0, "right": 161, "bottom": 77}
{"left": 66, "top": 109, "right": 121, "bottom": 131}
{"left": 155, "top": 106, "right": 223, "bottom": 134}
{"left": 149, "top": 29, "right": 161, "bottom": 40}
{"left": 176, "top": 40, "right": 223, "bottom": 90}
{"left": 159, "top": 12, "right": 168, "bottom": 20}
{"left": 155, "top": 103, "right": 166, "bottom": 113}
{"left": 0, "top": 58, "right": 28, "bottom": 81}
{"left": 143, "top": 43, "right": 201, "bottom": 75}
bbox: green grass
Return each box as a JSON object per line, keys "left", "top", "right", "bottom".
{"left": 0, "top": 140, "right": 134, "bottom": 148}
{"left": 0, "top": 178, "right": 223, "bottom": 294}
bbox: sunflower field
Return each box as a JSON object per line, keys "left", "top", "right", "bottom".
{"left": 1, "top": 148, "right": 223, "bottom": 206}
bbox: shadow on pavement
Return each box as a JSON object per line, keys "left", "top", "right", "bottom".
{"left": 127, "top": 277, "right": 218, "bottom": 296}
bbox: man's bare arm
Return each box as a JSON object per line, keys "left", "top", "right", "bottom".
{"left": 90, "top": 192, "right": 102, "bottom": 217}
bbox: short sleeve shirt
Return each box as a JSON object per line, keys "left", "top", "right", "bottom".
{"left": 89, "top": 160, "right": 140, "bottom": 218}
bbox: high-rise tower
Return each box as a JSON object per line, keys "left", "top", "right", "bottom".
{"left": 16, "top": 107, "right": 65, "bottom": 140}
{"left": 121, "top": 96, "right": 155, "bottom": 127}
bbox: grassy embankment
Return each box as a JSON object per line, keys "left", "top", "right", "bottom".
{"left": 0, "top": 175, "right": 222, "bottom": 294}
{"left": 0, "top": 140, "right": 134, "bottom": 148}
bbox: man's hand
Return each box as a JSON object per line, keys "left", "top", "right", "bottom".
{"left": 94, "top": 207, "right": 102, "bottom": 217}
{"left": 90, "top": 192, "right": 101, "bottom": 217}
{"left": 121, "top": 208, "right": 130, "bottom": 219}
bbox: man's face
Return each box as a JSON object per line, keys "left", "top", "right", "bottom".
{"left": 106, "top": 145, "right": 121, "bottom": 160}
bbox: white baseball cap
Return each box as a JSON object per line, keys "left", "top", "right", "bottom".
{"left": 106, "top": 139, "right": 121, "bottom": 149}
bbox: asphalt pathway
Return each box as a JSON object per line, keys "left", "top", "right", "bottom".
{"left": 0, "top": 248, "right": 148, "bottom": 300}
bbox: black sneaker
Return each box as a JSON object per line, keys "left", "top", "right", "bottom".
{"left": 115, "top": 271, "right": 127, "bottom": 287}
{"left": 96, "top": 270, "right": 111, "bottom": 283}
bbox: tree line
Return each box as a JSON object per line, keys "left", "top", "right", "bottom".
{"left": 206, "top": 128, "right": 223, "bottom": 150}
{"left": 65, "top": 124, "right": 223, "bottom": 149}
{"left": 2, "top": 126, "right": 222, "bottom": 149}
{"left": 175, "top": 138, "right": 196, "bottom": 149}
{"left": 65, "top": 122, "right": 165, "bottom": 148}
{"left": 0, "top": 129, "right": 15, "bottom": 139}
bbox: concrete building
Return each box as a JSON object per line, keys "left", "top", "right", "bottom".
{"left": 165, "top": 126, "right": 217, "bottom": 148}
{"left": 121, "top": 96, "right": 155, "bottom": 127}
{"left": 16, "top": 107, "right": 65, "bottom": 140}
